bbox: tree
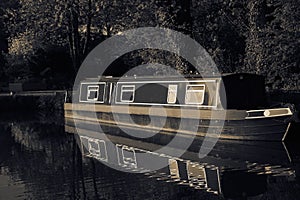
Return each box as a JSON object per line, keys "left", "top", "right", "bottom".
{"left": 1, "top": 0, "right": 299, "bottom": 89}
{"left": 191, "top": 0, "right": 248, "bottom": 73}
{"left": 245, "top": 0, "right": 300, "bottom": 89}
{"left": 0, "top": 0, "right": 12, "bottom": 80}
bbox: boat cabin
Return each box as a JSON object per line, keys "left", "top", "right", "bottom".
{"left": 77, "top": 73, "right": 268, "bottom": 110}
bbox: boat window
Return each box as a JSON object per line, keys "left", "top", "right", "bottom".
{"left": 80, "top": 82, "right": 106, "bottom": 103}
{"left": 120, "top": 85, "right": 135, "bottom": 102}
{"left": 169, "top": 159, "right": 180, "bottom": 179}
{"left": 185, "top": 85, "right": 205, "bottom": 104}
{"left": 87, "top": 85, "right": 99, "bottom": 101}
{"left": 108, "top": 83, "right": 113, "bottom": 104}
{"left": 167, "top": 84, "right": 178, "bottom": 104}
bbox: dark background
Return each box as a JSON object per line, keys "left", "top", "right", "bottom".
{"left": 0, "top": 0, "right": 299, "bottom": 90}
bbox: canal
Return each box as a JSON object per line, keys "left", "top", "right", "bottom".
{"left": 0, "top": 112, "right": 299, "bottom": 200}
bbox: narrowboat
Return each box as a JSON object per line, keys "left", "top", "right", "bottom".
{"left": 65, "top": 73, "right": 294, "bottom": 141}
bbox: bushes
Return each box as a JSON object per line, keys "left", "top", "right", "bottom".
{"left": 1, "top": 0, "right": 299, "bottom": 90}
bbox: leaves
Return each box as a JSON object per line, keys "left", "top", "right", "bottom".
{"left": 0, "top": 0, "right": 299, "bottom": 89}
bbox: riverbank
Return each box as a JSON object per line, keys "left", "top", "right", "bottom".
{"left": 0, "top": 90, "right": 67, "bottom": 112}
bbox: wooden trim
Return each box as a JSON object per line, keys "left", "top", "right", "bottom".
{"left": 65, "top": 103, "right": 248, "bottom": 120}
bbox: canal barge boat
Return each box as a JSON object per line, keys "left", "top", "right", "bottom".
{"left": 65, "top": 73, "right": 294, "bottom": 141}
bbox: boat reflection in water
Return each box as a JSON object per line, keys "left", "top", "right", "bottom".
{"left": 70, "top": 126, "right": 299, "bottom": 200}
{"left": 1, "top": 118, "right": 299, "bottom": 199}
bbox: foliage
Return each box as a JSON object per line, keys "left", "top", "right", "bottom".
{"left": 244, "top": 0, "right": 300, "bottom": 89}
{"left": 0, "top": 0, "right": 299, "bottom": 89}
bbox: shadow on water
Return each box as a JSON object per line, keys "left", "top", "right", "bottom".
{"left": 0, "top": 112, "right": 300, "bottom": 199}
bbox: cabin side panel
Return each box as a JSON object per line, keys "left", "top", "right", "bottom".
{"left": 113, "top": 80, "right": 219, "bottom": 108}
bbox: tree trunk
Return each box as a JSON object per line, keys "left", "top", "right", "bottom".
{"left": 83, "top": 0, "right": 92, "bottom": 57}
{"left": 68, "top": 0, "right": 81, "bottom": 72}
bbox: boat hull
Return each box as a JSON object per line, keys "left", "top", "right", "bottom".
{"left": 65, "top": 103, "right": 292, "bottom": 141}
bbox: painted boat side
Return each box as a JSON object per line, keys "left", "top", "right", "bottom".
{"left": 65, "top": 103, "right": 291, "bottom": 141}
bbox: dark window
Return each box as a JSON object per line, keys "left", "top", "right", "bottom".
{"left": 120, "top": 85, "right": 135, "bottom": 102}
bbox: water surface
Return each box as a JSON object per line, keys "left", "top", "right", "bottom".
{"left": 0, "top": 114, "right": 299, "bottom": 199}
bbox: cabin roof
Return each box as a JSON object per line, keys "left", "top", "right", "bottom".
{"left": 84, "top": 73, "right": 263, "bottom": 82}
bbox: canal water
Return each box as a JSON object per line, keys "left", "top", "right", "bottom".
{"left": 0, "top": 113, "right": 299, "bottom": 200}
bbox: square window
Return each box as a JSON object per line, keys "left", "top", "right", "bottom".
{"left": 88, "top": 139, "right": 100, "bottom": 157}
{"left": 120, "top": 85, "right": 135, "bottom": 102}
{"left": 87, "top": 85, "right": 99, "bottom": 101}
{"left": 185, "top": 85, "right": 205, "bottom": 104}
